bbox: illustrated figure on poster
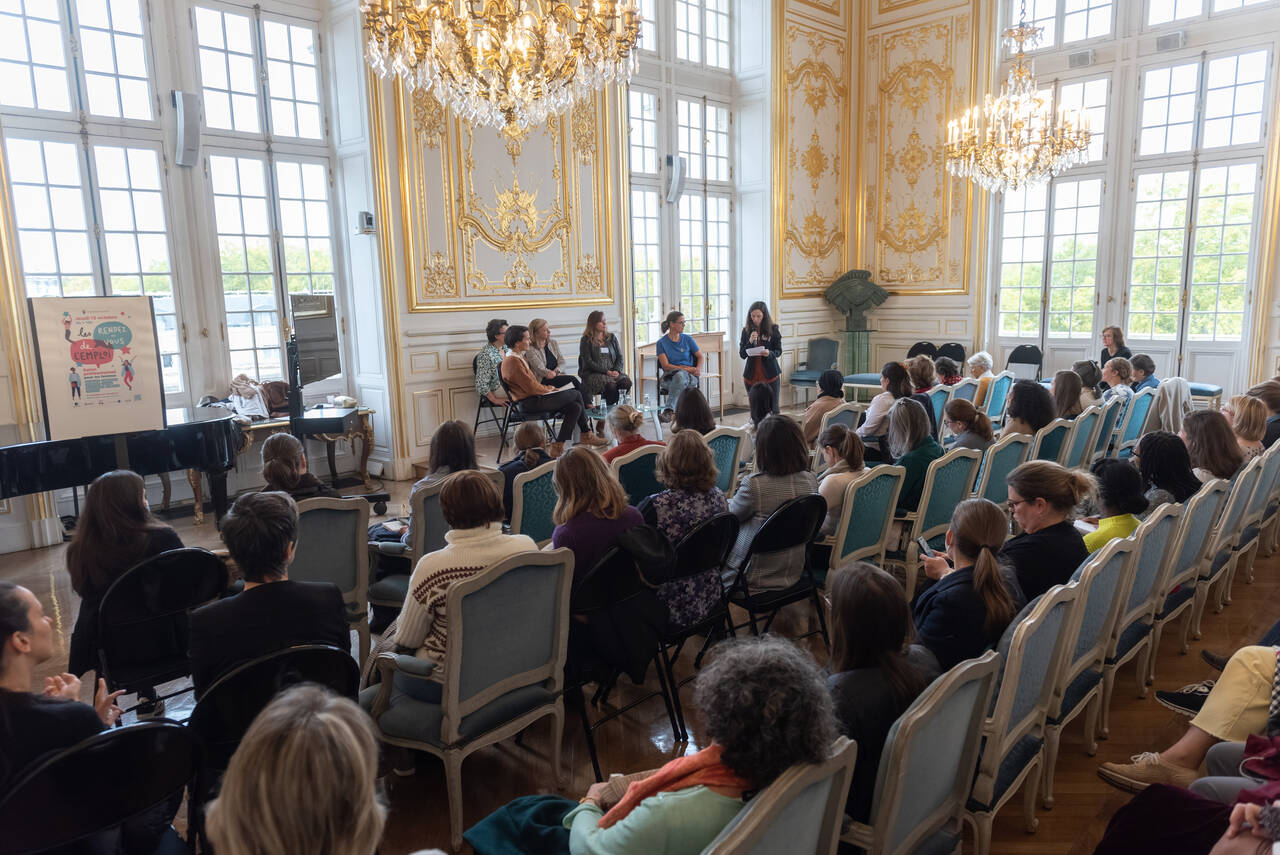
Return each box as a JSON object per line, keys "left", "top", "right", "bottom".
{"left": 62, "top": 312, "right": 72, "bottom": 341}
{"left": 120, "top": 358, "right": 134, "bottom": 390}
{"left": 68, "top": 366, "right": 80, "bottom": 401}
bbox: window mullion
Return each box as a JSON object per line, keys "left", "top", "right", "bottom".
{"left": 78, "top": 133, "right": 111, "bottom": 297}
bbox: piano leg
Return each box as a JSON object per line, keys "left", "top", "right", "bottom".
{"left": 359, "top": 417, "right": 374, "bottom": 490}
{"left": 209, "top": 471, "right": 230, "bottom": 526}
{"left": 186, "top": 469, "right": 205, "bottom": 525}
{"left": 326, "top": 438, "right": 339, "bottom": 486}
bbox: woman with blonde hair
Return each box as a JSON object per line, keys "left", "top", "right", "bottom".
{"left": 208, "top": 685, "right": 386, "bottom": 855}
{"left": 916, "top": 498, "right": 1020, "bottom": 670}
{"left": 1051, "top": 370, "right": 1084, "bottom": 420}
{"left": 602, "top": 404, "right": 664, "bottom": 463}
{"left": 498, "top": 421, "right": 552, "bottom": 521}
{"left": 525, "top": 317, "right": 590, "bottom": 427}
{"left": 1222, "top": 395, "right": 1266, "bottom": 460}
{"left": 1182, "top": 410, "right": 1245, "bottom": 481}
{"left": 906, "top": 354, "right": 937, "bottom": 394}
{"left": 943, "top": 398, "right": 994, "bottom": 452}
{"left": 816, "top": 424, "right": 865, "bottom": 536}
{"left": 1002, "top": 460, "right": 1092, "bottom": 600}
{"left": 551, "top": 447, "right": 642, "bottom": 583}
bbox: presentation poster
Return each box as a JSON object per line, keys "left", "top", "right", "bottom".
{"left": 28, "top": 296, "right": 166, "bottom": 441}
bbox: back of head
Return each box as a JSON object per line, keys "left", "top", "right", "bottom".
{"left": 827, "top": 562, "right": 920, "bottom": 702}
{"left": 1052, "top": 370, "right": 1083, "bottom": 418}
{"left": 1131, "top": 354, "right": 1156, "bottom": 377}
{"left": 949, "top": 498, "right": 1016, "bottom": 635}
{"left": 817, "top": 423, "right": 847, "bottom": 454}
{"left": 0, "top": 582, "right": 30, "bottom": 674}
{"left": 221, "top": 491, "right": 298, "bottom": 582}
{"left": 1229, "top": 395, "right": 1266, "bottom": 443}
{"left": 656, "top": 429, "right": 717, "bottom": 493}
{"left": 440, "top": 470, "right": 504, "bottom": 530}
{"left": 967, "top": 351, "right": 993, "bottom": 375}
{"left": 429, "top": 420, "right": 477, "bottom": 474}
{"left": 1006, "top": 460, "right": 1094, "bottom": 512}
{"left": 1073, "top": 360, "right": 1102, "bottom": 392}
{"left": 484, "top": 318, "right": 507, "bottom": 345}
{"left": 1106, "top": 357, "right": 1133, "bottom": 384}
{"left": 1183, "top": 410, "right": 1244, "bottom": 479}
{"left": 553, "top": 446, "right": 628, "bottom": 524}
{"left": 1090, "top": 458, "right": 1149, "bottom": 517}
{"left": 1008, "top": 379, "right": 1055, "bottom": 432}
{"left": 206, "top": 685, "right": 386, "bottom": 855}
{"left": 608, "top": 404, "right": 645, "bottom": 437}
{"left": 1247, "top": 380, "right": 1280, "bottom": 415}
{"left": 676, "top": 387, "right": 716, "bottom": 434}
{"left": 935, "top": 356, "right": 960, "bottom": 379}
{"left": 754, "top": 414, "right": 809, "bottom": 476}
{"left": 513, "top": 421, "right": 546, "bottom": 469}
{"left": 1136, "top": 431, "right": 1200, "bottom": 502}
{"left": 944, "top": 398, "right": 993, "bottom": 441}
{"left": 906, "top": 354, "right": 936, "bottom": 389}
{"left": 693, "top": 636, "right": 836, "bottom": 789}
{"left": 818, "top": 369, "right": 844, "bottom": 398}
{"left": 881, "top": 361, "right": 912, "bottom": 398}
{"left": 747, "top": 383, "right": 774, "bottom": 428}
{"left": 261, "top": 433, "right": 305, "bottom": 491}
{"left": 886, "top": 397, "right": 929, "bottom": 458}
{"left": 67, "top": 469, "right": 156, "bottom": 595}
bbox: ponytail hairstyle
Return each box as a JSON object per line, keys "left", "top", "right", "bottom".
{"left": 661, "top": 310, "right": 684, "bottom": 335}
{"left": 1073, "top": 360, "right": 1102, "bottom": 397}
{"left": 949, "top": 499, "right": 1016, "bottom": 637}
{"left": 827, "top": 562, "right": 923, "bottom": 705}
{"left": 943, "top": 398, "right": 993, "bottom": 442}
{"left": 817, "top": 424, "right": 865, "bottom": 471}
{"left": 1005, "top": 460, "right": 1095, "bottom": 513}
{"left": 609, "top": 404, "right": 645, "bottom": 438}
{"left": 262, "top": 432, "right": 305, "bottom": 491}
{"left": 881, "top": 361, "right": 912, "bottom": 399}
{"left": 513, "top": 421, "right": 547, "bottom": 469}
{"left": 1051, "top": 370, "right": 1083, "bottom": 419}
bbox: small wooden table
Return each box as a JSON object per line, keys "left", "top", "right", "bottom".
{"left": 638, "top": 331, "right": 726, "bottom": 419}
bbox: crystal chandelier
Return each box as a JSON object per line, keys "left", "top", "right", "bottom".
{"left": 360, "top": 0, "right": 642, "bottom": 131}
{"left": 945, "top": 1, "right": 1092, "bottom": 194}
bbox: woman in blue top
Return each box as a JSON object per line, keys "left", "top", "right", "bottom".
{"left": 656, "top": 311, "right": 702, "bottom": 418}
{"left": 738, "top": 301, "right": 782, "bottom": 416}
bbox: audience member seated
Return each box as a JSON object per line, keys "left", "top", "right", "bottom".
{"left": 504, "top": 325, "right": 607, "bottom": 455}
{"left": 944, "top": 398, "right": 994, "bottom": 452}
{"left": 640, "top": 431, "right": 730, "bottom": 629}
{"left": 1001, "top": 461, "right": 1092, "bottom": 601}
{"left": 551, "top": 447, "right": 644, "bottom": 584}
{"left": 208, "top": 685, "right": 387, "bottom": 855}
{"left": 727, "top": 415, "right": 818, "bottom": 591}
{"left": 261, "top": 432, "right": 340, "bottom": 500}
{"left": 401, "top": 420, "right": 478, "bottom": 547}
{"left": 826, "top": 563, "right": 939, "bottom": 823}
{"left": 737, "top": 383, "right": 775, "bottom": 469}
{"left": 1002, "top": 379, "right": 1056, "bottom": 438}
{"left": 499, "top": 422, "right": 552, "bottom": 522}
{"left": 1100, "top": 325, "right": 1133, "bottom": 379}
{"left": 916, "top": 498, "right": 1019, "bottom": 671}
{"left": 858, "top": 361, "right": 913, "bottom": 441}
{"left": 817, "top": 425, "right": 866, "bottom": 536}
{"left": 561, "top": 636, "right": 836, "bottom": 854}
{"left": 1182, "top": 410, "right": 1245, "bottom": 482}
{"left": 673, "top": 386, "right": 717, "bottom": 436}
{"left": 474, "top": 318, "right": 509, "bottom": 408}
{"left": 1074, "top": 359, "right": 1103, "bottom": 406}
{"left": 1052, "top": 369, "right": 1084, "bottom": 419}
{"left": 1101, "top": 358, "right": 1135, "bottom": 412}
{"left": 1223, "top": 395, "right": 1267, "bottom": 461}
{"left": 967, "top": 351, "right": 995, "bottom": 407}
{"left": 1247, "top": 380, "right": 1280, "bottom": 448}
{"left": 392, "top": 472, "right": 537, "bottom": 703}
{"left": 1098, "top": 645, "right": 1279, "bottom": 792}
{"left": 888, "top": 398, "right": 944, "bottom": 513}
{"left": 603, "top": 404, "right": 664, "bottom": 463}
{"left": 187, "top": 491, "right": 348, "bottom": 698}
{"left": 802, "top": 369, "right": 847, "bottom": 446}
{"left": 65, "top": 470, "right": 184, "bottom": 693}
{"left": 655, "top": 310, "right": 702, "bottom": 416}
{"left": 907, "top": 354, "right": 937, "bottom": 394}
{"left": 579, "top": 310, "right": 633, "bottom": 408}
{"left": 1090, "top": 782, "right": 1280, "bottom": 855}
{"left": 739, "top": 301, "right": 782, "bottom": 416}
{"left": 935, "top": 356, "right": 962, "bottom": 386}
{"left": 1083, "top": 459, "right": 1147, "bottom": 553}
{"left": 1131, "top": 354, "right": 1159, "bottom": 392}
{"left": 1135, "top": 431, "right": 1202, "bottom": 510}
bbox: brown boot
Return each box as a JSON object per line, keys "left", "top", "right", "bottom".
{"left": 548, "top": 441, "right": 565, "bottom": 458}
{"left": 579, "top": 431, "right": 608, "bottom": 447}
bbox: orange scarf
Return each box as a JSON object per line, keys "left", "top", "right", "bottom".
{"left": 598, "top": 745, "right": 750, "bottom": 828}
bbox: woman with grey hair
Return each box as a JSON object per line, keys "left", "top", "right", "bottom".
{"left": 967, "top": 350, "right": 995, "bottom": 407}
{"left": 562, "top": 636, "right": 837, "bottom": 853}
{"left": 888, "top": 397, "right": 942, "bottom": 513}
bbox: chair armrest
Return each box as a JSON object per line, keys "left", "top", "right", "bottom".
{"left": 817, "top": 535, "right": 836, "bottom": 548}
{"left": 840, "top": 821, "right": 873, "bottom": 849}
{"left": 370, "top": 652, "right": 437, "bottom": 718}
{"left": 389, "top": 652, "right": 438, "bottom": 679}
{"left": 374, "top": 541, "right": 408, "bottom": 556}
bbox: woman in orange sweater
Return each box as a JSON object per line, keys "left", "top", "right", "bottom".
{"left": 503, "top": 325, "right": 607, "bottom": 455}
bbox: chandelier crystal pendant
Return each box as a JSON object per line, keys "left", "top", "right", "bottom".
{"left": 945, "top": 1, "right": 1092, "bottom": 194}
{"left": 360, "top": 0, "right": 643, "bottom": 131}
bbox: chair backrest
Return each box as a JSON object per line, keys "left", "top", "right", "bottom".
{"left": 983, "top": 371, "right": 1015, "bottom": 421}
{"left": 861, "top": 651, "right": 1001, "bottom": 855}
{"left": 831, "top": 466, "right": 905, "bottom": 568}
{"left": 0, "top": 721, "right": 201, "bottom": 854}
{"left": 292, "top": 497, "right": 371, "bottom": 608}
{"left": 819, "top": 401, "right": 866, "bottom": 435}
{"left": 671, "top": 513, "right": 740, "bottom": 585}
{"left": 1030, "top": 418, "right": 1073, "bottom": 464}
{"left": 188, "top": 644, "right": 359, "bottom": 773}
{"left": 972, "top": 585, "right": 1076, "bottom": 805}
{"left": 973, "top": 434, "right": 1030, "bottom": 506}
{"left": 704, "top": 426, "right": 746, "bottom": 493}
{"left": 746, "top": 493, "right": 828, "bottom": 558}
{"left": 408, "top": 478, "right": 450, "bottom": 562}
{"left": 1090, "top": 396, "right": 1123, "bottom": 462}
{"left": 1056, "top": 539, "right": 1136, "bottom": 713}
{"left": 938, "top": 342, "right": 967, "bottom": 363}
{"left": 806, "top": 337, "right": 840, "bottom": 372}
{"left": 906, "top": 341, "right": 938, "bottom": 359}
{"left": 1116, "top": 503, "right": 1181, "bottom": 631}
{"left": 1063, "top": 406, "right": 1102, "bottom": 469}
{"left": 926, "top": 385, "right": 952, "bottom": 438}
{"left": 1115, "top": 387, "right": 1157, "bottom": 454}
{"left": 950, "top": 377, "right": 979, "bottom": 403}
{"left": 1161, "top": 479, "right": 1229, "bottom": 596}
{"left": 1210, "top": 458, "right": 1263, "bottom": 556}
{"left": 511, "top": 459, "right": 559, "bottom": 546}
{"left": 610, "top": 445, "right": 665, "bottom": 506}
{"left": 1243, "top": 445, "right": 1280, "bottom": 527}
{"left": 910, "top": 448, "right": 983, "bottom": 544}
{"left": 1005, "top": 344, "right": 1043, "bottom": 380}
{"left": 440, "top": 549, "right": 575, "bottom": 743}
{"left": 702, "top": 737, "right": 857, "bottom": 855}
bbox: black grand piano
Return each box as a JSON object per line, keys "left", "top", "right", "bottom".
{"left": 0, "top": 406, "right": 243, "bottom": 524}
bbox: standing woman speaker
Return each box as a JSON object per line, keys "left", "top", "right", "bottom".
{"left": 739, "top": 301, "right": 783, "bottom": 415}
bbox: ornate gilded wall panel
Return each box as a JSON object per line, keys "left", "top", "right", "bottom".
{"left": 393, "top": 85, "right": 618, "bottom": 312}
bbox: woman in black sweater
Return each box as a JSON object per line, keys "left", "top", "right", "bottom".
{"left": 1001, "top": 460, "right": 1094, "bottom": 600}
{"left": 739, "top": 301, "right": 783, "bottom": 416}
{"left": 261, "top": 432, "right": 341, "bottom": 501}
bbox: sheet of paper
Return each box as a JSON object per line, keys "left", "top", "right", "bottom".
{"left": 746, "top": 345, "right": 769, "bottom": 356}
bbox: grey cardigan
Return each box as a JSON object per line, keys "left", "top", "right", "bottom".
{"left": 524, "top": 338, "right": 568, "bottom": 381}
{"left": 724, "top": 470, "right": 820, "bottom": 591}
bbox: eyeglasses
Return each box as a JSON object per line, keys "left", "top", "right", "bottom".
{"left": 1007, "top": 498, "right": 1030, "bottom": 511}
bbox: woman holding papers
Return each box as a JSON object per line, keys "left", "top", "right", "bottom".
{"left": 738, "top": 301, "right": 783, "bottom": 415}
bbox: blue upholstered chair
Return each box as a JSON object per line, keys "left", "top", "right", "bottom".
{"left": 884, "top": 448, "right": 982, "bottom": 601}
{"left": 842, "top": 651, "right": 1000, "bottom": 855}
{"left": 983, "top": 371, "right": 1015, "bottom": 422}
{"left": 819, "top": 401, "right": 867, "bottom": 434}
{"left": 950, "top": 377, "right": 979, "bottom": 403}
{"left": 1188, "top": 381, "right": 1224, "bottom": 409}
{"left": 1090, "top": 397, "right": 1123, "bottom": 462}
{"left": 926, "top": 385, "right": 952, "bottom": 440}
{"left": 1062, "top": 406, "right": 1102, "bottom": 469}
{"left": 972, "top": 433, "right": 1030, "bottom": 506}
{"left": 704, "top": 426, "right": 746, "bottom": 493}
{"left": 788, "top": 337, "right": 839, "bottom": 404}
{"left": 1191, "top": 460, "right": 1263, "bottom": 638}
{"left": 362, "top": 549, "right": 574, "bottom": 851}
{"left": 824, "top": 465, "right": 906, "bottom": 573}
{"left": 292, "top": 497, "right": 371, "bottom": 661}
{"left": 1029, "top": 418, "right": 1073, "bottom": 465}
{"left": 1113, "top": 387, "right": 1157, "bottom": 458}
{"left": 510, "top": 460, "right": 558, "bottom": 546}
{"left": 1231, "top": 444, "right": 1280, "bottom": 588}
{"left": 610, "top": 445, "right": 665, "bottom": 507}
{"left": 965, "top": 585, "right": 1078, "bottom": 855}
{"left": 1041, "top": 540, "right": 1135, "bottom": 808}
{"left": 702, "top": 737, "right": 857, "bottom": 855}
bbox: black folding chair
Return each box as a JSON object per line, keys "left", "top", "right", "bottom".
{"left": 1006, "top": 343, "right": 1044, "bottom": 381}
{"left": 495, "top": 364, "right": 559, "bottom": 463}
{"left": 473, "top": 352, "right": 508, "bottom": 439}
{"left": 906, "top": 341, "right": 938, "bottom": 359}
{"left": 97, "top": 548, "right": 227, "bottom": 713}
{"left": 0, "top": 721, "right": 200, "bottom": 854}
{"left": 937, "top": 342, "right": 967, "bottom": 363}
{"left": 725, "top": 494, "right": 830, "bottom": 647}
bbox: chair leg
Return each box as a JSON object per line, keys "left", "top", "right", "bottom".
{"left": 1135, "top": 640, "right": 1152, "bottom": 699}
{"left": 1023, "top": 759, "right": 1042, "bottom": 833}
{"left": 660, "top": 643, "right": 689, "bottom": 741}
{"left": 1041, "top": 725, "right": 1061, "bottom": 809}
{"left": 550, "top": 699, "right": 566, "bottom": 789}
{"left": 1191, "top": 582, "right": 1210, "bottom": 640}
{"left": 573, "top": 684, "right": 603, "bottom": 782}
{"left": 1083, "top": 691, "right": 1101, "bottom": 756}
{"left": 810, "top": 588, "right": 830, "bottom": 649}
{"left": 1146, "top": 622, "right": 1164, "bottom": 688}
{"left": 495, "top": 410, "right": 513, "bottom": 464}
{"left": 970, "top": 811, "right": 993, "bottom": 855}
{"left": 445, "top": 750, "right": 465, "bottom": 852}
{"left": 651, "top": 651, "right": 685, "bottom": 744}
{"left": 356, "top": 620, "right": 370, "bottom": 665}
{"left": 1099, "top": 665, "right": 1116, "bottom": 740}
{"left": 1178, "top": 607, "right": 1194, "bottom": 655}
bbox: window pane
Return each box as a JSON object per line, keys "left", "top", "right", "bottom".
{"left": 636, "top": 0, "right": 655, "bottom": 51}
{"left": 1139, "top": 61, "right": 1199, "bottom": 155}
{"left": 1187, "top": 162, "right": 1255, "bottom": 341}
{"left": 1058, "top": 76, "right": 1108, "bottom": 162}
{"left": 678, "top": 193, "right": 705, "bottom": 334}
{"left": 1127, "top": 170, "right": 1189, "bottom": 341}
{"left": 1149, "top": 0, "right": 1204, "bottom": 24}
{"left": 1046, "top": 177, "right": 1101, "bottom": 339}
{"left": 1063, "top": 0, "right": 1112, "bottom": 43}
{"left": 261, "top": 19, "right": 322, "bottom": 139}
{"left": 4, "top": 137, "right": 95, "bottom": 297}
{"left": 1202, "top": 50, "right": 1268, "bottom": 148}
{"left": 627, "top": 89, "right": 658, "bottom": 174}
{"left": 630, "top": 188, "right": 662, "bottom": 350}
{"left": 195, "top": 7, "right": 259, "bottom": 133}
{"left": 1213, "top": 0, "right": 1273, "bottom": 9}
{"left": 675, "top": 0, "right": 700, "bottom": 63}
{"left": 1017, "top": 0, "right": 1057, "bottom": 49}
{"left": 0, "top": 1, "right": 71, "bottom": 111}
{"left": 997, "top": 184, "right": 1048, "bottom": 338}
{"left": 705, "top": 194, "right": 731, "bottom": 334}
{"left": 75, "top": 0, "right": 153, "bottom": 120}
{"left": 704, "top": 0, "right": 729, "bottom": 69}
{"left": 706, "top": 104, "right": 730, "bottom": 182}
{"left": 676, "top": 97, "right": 703, "bottom": 180}
{"left": 275, "top": 160, "right": 333, "bottom": 295}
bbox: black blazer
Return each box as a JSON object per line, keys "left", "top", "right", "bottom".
{"left": 187, "top": 579, "right": 349, "bottom": 697}
{"left": 738, "top": 326, "right": 783, "bottom": 381}
{"left": 913, "top": 566, "right": 1000, "bottom": 671}
{"left": 1099, "top": 345, "right": 1132, "bottom": 366}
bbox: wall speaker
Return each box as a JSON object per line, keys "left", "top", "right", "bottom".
{"left": 172, "top": 91, "right": 201, "bottom": 167}
{"left": 1156, "top": 31, "right": 1187, "bottom": 52}
{"left": 1068, "top": 49, "right": 1095, "bottom": 68}
{"left": 664, "top": 154, "right": 686, "bottom": 204}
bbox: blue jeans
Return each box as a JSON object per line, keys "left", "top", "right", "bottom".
{"left": 662, "top": 369, "right": 698, "bottom": 406}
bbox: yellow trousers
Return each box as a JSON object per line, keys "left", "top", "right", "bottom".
{"left": 1190, "top": 645, "right": 1278, "bottom": 742}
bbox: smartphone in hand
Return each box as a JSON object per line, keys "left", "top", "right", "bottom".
{"left": 916, "top": 537, "right": 935, "bottom": 557}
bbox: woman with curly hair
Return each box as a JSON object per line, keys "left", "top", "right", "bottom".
{"left": 563, "top": 636, "right": 837, "bottom": 853}
{"left": 1134, "top": 431, "right": 1201, "bottom": 509}
{"left": 1002, "top": 379, "right": 1055, "bottom": 438}
{"left": 1083, "top": 458, "right": 1148, "bottom": 553}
